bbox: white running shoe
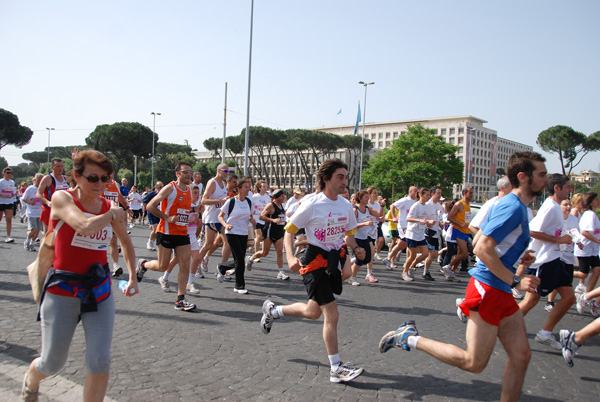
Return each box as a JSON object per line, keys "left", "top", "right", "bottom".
{"left": 374, "top": 253, "right": 382, "bottom": 261}
{"left": 349, "top": 277, "right": 360, "bottom": 286}
{"left": 402, "top": 273, "right": 413, "bottom": 282}
{"left": 186, "top": 283, "right": 201, "bottom": 294}
{"left": 576, "top": 293, "right": 587, "bottom": 315}
{"left": 233, "top": 288, "right": 248, "bottom": 294}
{"left": 277, "top": 271, "right": 290, "bottom": 280}
{"left": 535, "top": 331, "right": 562, "bottom": 350}
{"left": 330, "top": 362, "right": 364, "bottom": 383}
{"left": 158, "top": 277, "right": 171, "bottom": 292}
{"left": 146, "top": 240, "right": 154, "bottom": 250}
{"left": 456, "top": 298, "right": 468, "bottom": 323}
{"left": 245, "top": 256, "right": 254, "bottom": 271}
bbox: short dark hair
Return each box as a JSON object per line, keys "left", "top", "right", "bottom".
{"left": 51, "top": 158, "right": 63, "bottom": 165}
{"left": 73, "top": 149, "right": 113, "bottom": 176}
{"left": 582, "top": 192, "right": 598, "bottom": 211}
{"left": 430, "top": 185, "right": 441, "bottom": 194}
{"left": 546, "top": 174, "right": 570, "bottom": 195}
{"left": 317, "top": 158, "right": 347, "bottom": 191}
{"left": 506, "top": 151, "right": 546, "bottom": 188}
{"left": 226, "top": 174, "right": 238, "bottom": 182}
{"left": 237, "top": 176, "right": 252, "bottom": 189}
{"left": 420, "top": 187, "right": 430, "bottom": 196}
{"left": 175, "top": 161, "right": 192, "bottom": 172}
{"left": 462, "top": 186, "right": 472, "bottom": 195}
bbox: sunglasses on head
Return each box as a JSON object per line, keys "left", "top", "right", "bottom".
{"left": 81, "top": 174, "right": 110, "bottom": 183}
{"left": 221, "top": 169, "right": 230, "bottom": 173}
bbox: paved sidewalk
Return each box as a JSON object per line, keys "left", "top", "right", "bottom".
{"left": 1, "top": 220, "right": 599, "bottom": 401}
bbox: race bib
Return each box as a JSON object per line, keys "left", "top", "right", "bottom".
{"left": 278, "top": 213, "right": 286, "bottom": 225}
{"left": 322, "top": 216, "right": 347, "bottom": 243}
{"left": 71, "top": 213, "right": 111, "bottom": 250}
{"left": 104, "top": 191, "right": 119, "bottom": 202}
{"left": 464, "top": 211, "right": 472, "bottom": 223}
{"left": 176, "top": 208, "right": 190, "bottom": 226}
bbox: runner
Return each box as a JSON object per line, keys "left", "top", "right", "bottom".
{"left": 402, "top": 188, "right": 436, "bottom": 282}
{"left": 0, "top": 167, "right": 17, "bottom": 243}
{"left": 251, "top": 180, "right": 271, "bottom": 259}
{"left": 21, "top": 173, "right": 44, "bottom": 251}
{"left": 441, "top": 187, "right": 474, "bottom": 281}
{"left": 36, "top": 158, "right": 70, "bottom": 231}
{"left": 365, "top": 187, "right": 384, "bottom": 281}
{"left": 383, "top": 186, "right": 418, "bottom": 270}
{"left": 260, "top": 158, "right": 364, "bottom": 383}
{"left": 423, "top": 186, "right": 444, "bottom": 281}
{"left": 136, "top": 161, "right": 197, "bottom": 312}
{"left": 127, "top": 186, "right": 143, "bottom": 227}
{"left": 378, "top": 151, "right": 545, "bottom": 402}
{"left": 519, "top": 174, "right": 576, "bottom": 350}
{"left": 348, "top": 189, "right": 382, "bottom": 285}
{"left": 142, "top": 182, "right": 164, "bottom": 251}
{"left": 103, "top": 173, "right": 132, "bottom": 277}
{"left": 246, "top": 189, "right": 290, "bottom": 280}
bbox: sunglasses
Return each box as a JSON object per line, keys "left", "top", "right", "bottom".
{"left": 221, "top": 169, "right": 230, "bottom": 173}
{"left": 4, "top": 172, "right": 12, "bottom": 174}
{"left": 81, "top": 174, "right": 110, "bottom": 183}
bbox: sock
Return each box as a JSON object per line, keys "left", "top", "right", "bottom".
{"left": 278, "top": 268, "right": 284, "bottom": 274}
{"left": 407, "top": 335, "right": 421, "bottom": 350}
{"left": 113, "top": 262, "right": 119, "bottom": 269}
{"left": 540, "top": 330, "right": 552, "bottom": 338}
{"left": 328, "top": 354, "right": 341, "bottom": 370}
{"left": 270, "top": 305, "right": 284, "bottom": 319}
{"left": 367, "top": 269, "right": 373, "bottom": 275}
{"left": 188, "top": 273, "right": 195, "bottom": 284}
{"left": 424, "top": 269, "right": 429, "bottom": 274}
{"left": 177, "top": 294, "right": 184, "bottom": 301}
{"left": 162, "top": 271, "right": 170, "bottom": 281}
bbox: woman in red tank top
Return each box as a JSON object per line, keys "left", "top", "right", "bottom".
{"left": 21, "top": 149, "right": 138, "bottom": 401}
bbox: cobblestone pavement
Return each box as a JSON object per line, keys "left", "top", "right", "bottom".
{"left": 1, "top": 220, "right": 599, "bottom": 401}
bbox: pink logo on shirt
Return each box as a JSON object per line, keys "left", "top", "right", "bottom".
{"left": 555, "top": 229, "right": 562, "bottom": 237}
{"left": 314, "top": 228, "right": 326, "bottom": 242}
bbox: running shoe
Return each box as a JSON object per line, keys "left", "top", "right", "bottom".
{"left": 374, "top": 253, "right": 382, "bottom": 261}
{"left": 158, "top": 277, "right": 171, "bottom": 292}
{"left": 330, "top": 362, "right": 364, "bottom": 383}
{"left": 254, "top": 258, "right": 261, "bottom": 263}
{"left": 576, "top": 293, "right": 587, "bottom": 315}
{"left": 544, "top": 302, "right": 554, "bottom": 312}
{"left": 365, "top": 273, "right": 378, "bottom": 283}
{"left": 112, "top": 264, "right": 123, "bottom": 278}
{"left": 574, "top": 283, "right": 586, "bottom": 296}
{"left": 260, "top": 299, "right": 275, "bottom": 334}
{"left": 146, "top": 240, "right": 154, "bottom": 250}
{"left": 277, "top": 272, "right": 290, "bottom": 280}
{"left": 216, "top": 272, "right": 232, "bottom": 283}
{"left": 441, "top": 265, "right": 453, "bottom": 280}
{"left": 559, "top": 329, "right": 580, "bottom": 367}
{"left": 174, "top": 299, "right": 196, "bottom": 311}
{"left": 383, "top": 258, "right": 393, "bottom": 270}
{"left": 233, "top": 288, "right": 248, "bottom": 294}
{"left": 226, "top": 268, "right": 236, "bottom": 276}
{"left": 23, "top": 239, "right": 29, "bottom": 251}
{"left": 194, "top": 271, "right": 205, "bottom": 279}
{"left": 402, "top": 273, "right": 413, "bottom": 282}
{"left": 450, "top": 272, "right": 461, "bottom": 282}
{"left": 511, "top": 288, "right": 523, "bottom": 299}
{"left": 136, "top": 259, "right": 147, "bottom": 282}
{"left": 245, "top": 256, "right": 253, "bottom": 271}
{"left": 186, "top": 283, "right": 200, "bottom": 294}
{"left": 535, "top": 331, "right": 562, "bottom": 350}
{"left": 422, "top": 272, "right": 435, "bottom": 281}
{"left": 5, "top": 237, "right": 14, "bottom": 243}
{"left": 350, "top": 257, "right": 357, "bottom": 265}
{"left": 348, "top": 277, "right": 360, "bottom": 286}
{"left": 590, "top": 301, "right": 599, "bottom": 317}
{"left": 414, "top": 262, "right": 424, "bottom": 268}
{"left": 379, "top": 320, "right": 418, "bottom": 352}
{"left": 28, "top": 244, "right": 36, "bottom": 252}
{"left": 456, "top": 298, "right": 468, "bottom": 323}
{"left": 201, "top": 257, "right": 209, "bottom": 272}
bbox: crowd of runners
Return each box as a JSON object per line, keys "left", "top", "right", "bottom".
{"left": 1, "top": 149, "right": 599, "bottom": 401}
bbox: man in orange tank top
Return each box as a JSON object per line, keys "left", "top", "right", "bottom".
{"left": 442, "top": 187, "right": 474, "bottom": 281}
{"left": 136, "top": 161, "right": 196, "bottom": 311}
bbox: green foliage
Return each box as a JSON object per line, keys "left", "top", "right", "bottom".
{"left": 137, "top": 171, "right": 152, "bottom": 189}
{"left": 0, "top": 108, "right": 33, "bottom": 150}
{"left": 117, "top": 168, "right": 134, "bottom": 185}
{"left": 362, "top": 124, "right": 464, "bottom": 200}
{"left": 85, "top": 122, "right": 154, "bottom": 172}
{"left": 156, "top": 142, "right": 193, "bottom": 157}
{"left": 537, "top": 125, "right": 600, "bottom": 175}
{"left": 153, "top": 152, "right": 196, "bottom": 185}
{"left": 23, "top": 146, "right": 85, "bottom": 167}
{"left": 0, "top": 156, "right": 7, "bottom": 171}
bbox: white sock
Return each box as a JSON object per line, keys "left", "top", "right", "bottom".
{"left": 188, "top": 274, "right": 195, "bottom": 284}
{"left": 367, "top": 269, "right": 373, "bottom": 275}
{"left": 407, "top": 335, "right": 421, "bottom": 350}
{"left": 278, "top": 268, "right": 284, "bottom": 274}
{"left": 540, "top": 329, "right": 553, "bottom": 338}
{"left": 328, "top": 354, "right": 341, "bottom": 369}
{"left": 162, "top": 271, "right": 170, "bottom": 281}
{"left": 270, "top": 305, "right": 284, "bottom": 319}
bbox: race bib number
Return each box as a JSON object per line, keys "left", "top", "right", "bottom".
{"left": 278, "top": 213, "right": 286, "bottom": 225}
{"left": 323, "top": 216, "right": 347, "bottom": 243}
{"left": 104, "top": 191, "right": 119, "bottom": 202}
{"left": 464, "top": 211, "right": 472, "bottom": 223}
{"left": 176, "top": 208, "right": 190, "bottom": 226}
{"left": 71, "top": 213, "right": 111, "bottom": 250}
{"left": 418, "top": 213, "right": 428, "bottom": 229}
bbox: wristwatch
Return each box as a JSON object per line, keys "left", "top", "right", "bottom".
{"left": 511, "top": 275, "right": 521, "bottom": 288}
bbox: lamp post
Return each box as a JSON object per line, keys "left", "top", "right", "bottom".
{"left": 243, "top": 0, "right": 255, "bottom": 176}
{"left": 358, "top": 81, "right": 374, "bottom": 191}
{"left": 151, "top": 112, "right": 161, "bottom": 186}
{"left": 45, "top": 127, "right": 55, "bottom": 168}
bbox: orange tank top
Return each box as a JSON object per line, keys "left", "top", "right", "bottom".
{"left": 454, "top": 199, "right": 472, "bottom": 234}
{"left": 157, "top": 181, "right": 192, "bottom": 236}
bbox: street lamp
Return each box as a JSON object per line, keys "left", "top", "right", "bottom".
{"left": 46, "top": 127, "right": 55, "bottom": 168}
{"left": 358, "top": 81, "right": 374, "bottom": 191}
{"left": 151, "top": 112, "right": 161, "bottom": 186}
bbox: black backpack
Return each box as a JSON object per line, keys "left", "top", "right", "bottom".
{"left": 227, "top": 197, "right": 252, "bottom": 215}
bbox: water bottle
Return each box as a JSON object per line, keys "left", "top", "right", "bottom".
{"left": 118, "top": 280, "right": 135, "bottom": 294}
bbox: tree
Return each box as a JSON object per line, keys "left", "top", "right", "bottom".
{"left": 23, "top": 145, "right": 85, "bottom": 168}
{"left": 496, "top": 167, "right": 506, "bottom": 176}
{"left": 156, "top": 142, "right": 193, "bottom": 157}
{"left": 362, "top": 124, "right": 464, "bottom": 200}
{"left": 86, "top": 122, "right": 154, "bottom": 172}
{"left": 117, "top": 168, "right": 134, "bottom": 185}
{"left": 153, "top": 152, "right": 196, "bottom": 185}
{"left": 0, "top": 108, "right": 33, "bottom": 150}
{"left": 537, "top": 125, "right": 600, "bottom": 175}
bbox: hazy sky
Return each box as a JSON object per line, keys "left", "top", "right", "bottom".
{"left": 2, "top": 1, "right": 599, "bottom": 174}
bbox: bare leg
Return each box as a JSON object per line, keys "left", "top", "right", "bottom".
{"left": 83, "top": 372, "right": 109, "bottom": 402}
{"left": 542, "top": 286, "right": 575, "bottom": 332}
{"left": 496, "top": 310, "right": 532, "bottom": 402}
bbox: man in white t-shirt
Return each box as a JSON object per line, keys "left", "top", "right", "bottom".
{"left": 383, "top": 186, "right": 417, "bottom": 269}
{"left": 519, "top": 174, "right": 576, "bottom": 350}
{"left": 22, "top": 173, "right": 44, "bottom": 250}
{"left": 251, "top": 180, "right": 271, "bottom": 257}
{"left": 423, "top": 186, "right": 444, "bottom": 280}
{"left": 470, "top": 176, "right": 512, "bottom": 235}
{"left": 260, "top": 159, "right": 365, "bottom": 384}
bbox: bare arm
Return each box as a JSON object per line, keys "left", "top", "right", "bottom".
{"left": 448, "top": 203, "right": 466, "bottom": 228}
{"left": 530, "top": 231, "right": 572, "bottom": 244}
{"left": 147, "top": 184, "right": 176, "bottom": 223}
{"left": 112, "top": 217, "right": 139, "bottom": 296}
{"left": 35, "top": 176, "right": 52, "bottom": 207}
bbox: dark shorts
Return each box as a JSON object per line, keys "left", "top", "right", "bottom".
{"left": 132, "top": 209, "right": 142, "bottom": 219}
{"left": 156, "top": 232, "right": 191, "bottom": 249}
{"left": 459, "top": 277, "right": 519, "bottom": 326}
{"left": 576, "top": 255, "right": 600, "bottom": 275}
{"left": 148, "top": 213, "right": 160, "bottom": 225}
{"left": 266, "top": 225, "right": 284, "bottom": 243}
{"left": 389, "top": 229, "right": 399, "bottom": 239}
{"left": 377, "top": 223, "right": 384, "bottom": 239}
{"left": 353, "top": 237, "right": 373, "bottom": 266}
{"left": 563, "top": 263, "right": 574, "bottom": 279}
{"left": 406, "top": 238, "right": 428, "bottom": 248}
{"left": 367, "top": 236, "right": 376, "bottom": 245}
{"left": 255, "top": 222, "right": 266, "bottom": 231}
{"left": 206, "top": 222, "right": 223, "bottom": 233}
{"left": 425, "top": 236, "right": 439, "bottom": 250}
{"left": 301, "top": 267, "right": 336, "bottom": 306}
{"left": 0, "top": 204, "right": 13, "bottom": 212}
{"left": 526, "top": 258, "right": 572, "bottom": 297}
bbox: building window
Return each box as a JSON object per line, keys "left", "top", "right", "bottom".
{"left": 450, "top": 128, "right": 456, "bottom": 135}
{"left": 385, "top": 132, "right": 390, "bottom": 139}
{"left": 385, "top": 141, "right": 390, "bottom": 147}
{"left": 458, "top": 137, "right": 464, "bottom": 144}
{"left": 458, "top": 127, "right": 464, "bottom": 134}
{"left": 371, "top": 133, "right": 376, "bottom": 140}
{"left": 393, "top": 131, "right": 399, "bottom": 138}
{"left": 449, "top": 138, "right": 455, "bottom": 144}
{"left": 378, "top": 132, "right": 383, "bottom": 139}
{"left": 401, "top": 131, "right": 407, "bottom": 135}
{"left": 378, "top": 141, "right": 383, "bottom": 148}
{"left": 441, "top": 128, "right": 447, "bottom": 135}
{"left": 458, "top": 147, "right": 464, "bottom": 154}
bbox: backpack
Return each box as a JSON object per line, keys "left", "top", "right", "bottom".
{"left": 228, "top": 197, "right": 252, "bottom": 215}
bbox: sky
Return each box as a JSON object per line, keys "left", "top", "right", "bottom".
{"left": 2, "top": 0, "right": 599, "bottom": 174}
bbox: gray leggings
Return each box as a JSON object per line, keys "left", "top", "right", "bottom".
{"left": 36, "top": 292, "right": 115, "bottom": 375}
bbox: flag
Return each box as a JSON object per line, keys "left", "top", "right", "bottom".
{"left": 337, "top": 108, "right": 342, "bottom": 115}
{"left": 353, "top": 101, "right": 361, "bottom": 136}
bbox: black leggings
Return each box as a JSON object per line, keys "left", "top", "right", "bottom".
{"left": 226, "top": 234, "right": 248, "bottom": 289}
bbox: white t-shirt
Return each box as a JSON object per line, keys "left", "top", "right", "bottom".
{"left": 128, "top": 193, "right": 143, "bottom": 210}
{"left": 392, "top": 196, "right": 415, "bottom": 229}
{"left": 287, "top": 201, "right": 300, "bottom": 218}
{"left": 425, "top": 199, "right": 444, "bottom": 238}
{"left": 575, "top": 210, "right": 600, "bottom": 257}
{"left": 0, "top": 179, "right": 16, "bottom": 204}
{"left": 252, "top": 193, "right": 271, "bottom": 225}
{"left": 289, "top": 193, "right": 357, "bottom": 251}
{"left": 528, "top": 197, "right": 564, "bottom": 268}
{"left": 285, "top": 196, "right": 300, "bottom": 211}
{"left": 367, "top": 200, "right": 381, "bottom": 238}
{"left": 470, "top": 196, "right": 499, "bottom": 230}
{"left": 405, "top": 202, "right": 430, "bottom": 242}
{"left": 355, "top": 204, "right": 374, "bottom": 240}
{"left": 220, "top": 197, "right": 252, "bottom": 236}
{"left": 561, "top": 214, "right": 580, "bottom": 265}
{"left": 204, "top": 178, "right": 227, "bottom": 224}
{"left": 23, "top": 185, "right": 42, "bottom": 218}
